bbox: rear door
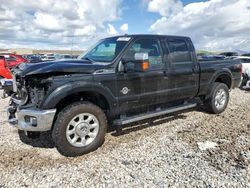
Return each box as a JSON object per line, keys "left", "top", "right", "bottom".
{"left": 164, "top": 37, "right": 199, "bottom": 101}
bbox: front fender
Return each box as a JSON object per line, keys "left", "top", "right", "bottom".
{"left": 41, "top": 81, "right": 118, "bottom": 110}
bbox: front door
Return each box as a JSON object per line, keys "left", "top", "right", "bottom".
{"left": 116, "top": 37, "right": 167, "bottom": 115}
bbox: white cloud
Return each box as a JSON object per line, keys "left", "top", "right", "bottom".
{"left": 74, "top": 25, "right": 97, "bottom": 36}
{"left": 147, "top": 0, "right": 183, "bottom": 17}
{"left": 148, "top": 0, "right": 250, "bottom": 51}
{"left": 107, "top": 24, "right": 118, "bottom": 35}
{"left": 0, "top": 0, "right": 122, "bottom": 49}
{"left": 34, "top": 12, "right": 66, "bottom": 32}
{"left": 120, "top": 23, "right": 128, "bottom": 33}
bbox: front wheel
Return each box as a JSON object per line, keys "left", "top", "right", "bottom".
{"left": 204, "top": 82, "right": 229, "bottom": 114}
{"left": 52, "top": 102, "right": 107, "bottom": 157}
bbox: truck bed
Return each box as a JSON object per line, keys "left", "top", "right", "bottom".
{"left": 198, "top": 59, "right": 242, "bottom": 96}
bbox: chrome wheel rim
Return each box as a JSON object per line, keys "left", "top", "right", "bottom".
{"left": 66, "top": 113, "right": 99, "bottom": 147}
{"left": 215, "top": 89, "right": 227, "bottom": 110}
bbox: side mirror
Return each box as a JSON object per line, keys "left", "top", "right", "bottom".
{"left": 134, "top": 53, "right": 150, "bottom": 72}
{"left": 120, "top": 53, "right": 150, "bottom": 73}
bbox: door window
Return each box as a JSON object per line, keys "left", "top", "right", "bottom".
{"left": 167, "top": 39, "right": 191, "bottom": 63}
{"left": 123, "top": 38, "right": 163, "bottom": 70}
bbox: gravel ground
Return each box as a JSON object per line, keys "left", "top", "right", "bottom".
{"left": 0, "top": 89, "right": 249, "bottom": 187}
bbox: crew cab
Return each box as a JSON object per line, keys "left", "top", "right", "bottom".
{"left": 7, "top": 35, "right": 242, "bottom": 156}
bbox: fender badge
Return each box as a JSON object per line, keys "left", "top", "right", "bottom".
{"left": 121, "top": 87, "right": 130, "bottom": 95}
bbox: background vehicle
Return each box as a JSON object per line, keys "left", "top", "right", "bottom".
{"left": 59, "top": 54, "right": 74, "bottom": 59}
{"left": 242, "top": 53, "right": 250, "bottom": 57}
{"left": 219, "top": 52, "right": 239, "bottom": 57}
{"left": 0, "top": 56, "right": 13, "bottom": 97}
{"left": 0, "top": 56, "right": 12, "bottom": 79}
{"left": 45, "top": 54, "right": 56, "bottom": 61}
{"left": 197, "top": 54, "right": 225, "bottom": 61}
{"left": 236, "top": 56, "right": 250, "bottom": 89}
{"left": 40, "top": 55, "right": 47, "bottom": 61}
{"left": 0, "top": 55, "right": 12, "bottom": 79}
{"left": 26, "top": 55, "right": 42, "bottom": 63}
{"left": 7, "top": 35, "right": 242, "bottom": 157}
{"left": 0, "top": 53, "right": 28, "bottom": 68}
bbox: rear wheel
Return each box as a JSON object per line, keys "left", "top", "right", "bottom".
{"left": 204, "top": 82, "right": 229, "bottom": 114}
{"left": 52, "top": 102, "right": 107, "bottom": 157}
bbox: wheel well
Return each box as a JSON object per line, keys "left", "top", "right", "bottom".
{"left": 214, "top": 74, "right": 232, "bottom": 89}
{"left": 56, "top": 91, "right": 110, "bottom": 114}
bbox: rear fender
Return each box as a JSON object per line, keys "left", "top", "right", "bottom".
{"left": 205, "top": 69, "right": 232, "bottom": 100}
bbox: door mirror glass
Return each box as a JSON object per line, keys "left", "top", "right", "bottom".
{"left": 121, "top": 52, "right": 150, "bottom": 73}
{"left": 134, "top": 53, "right": 148, "bottom": 61}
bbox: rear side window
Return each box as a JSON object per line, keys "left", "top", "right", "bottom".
{"left": 167, "top": 39, "right": 191, "bottom": 63}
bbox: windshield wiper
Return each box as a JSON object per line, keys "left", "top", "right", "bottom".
{"left": 82, "top": 57, "right": 95, "bottom": 62}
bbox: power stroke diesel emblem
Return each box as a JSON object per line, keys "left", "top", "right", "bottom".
{"left": 120, "top": 87, "right": 130, "bottom": 95}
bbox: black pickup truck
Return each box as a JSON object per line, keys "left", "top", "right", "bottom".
{"left": 7, "top": 35, "right": 242, "bottom": 156}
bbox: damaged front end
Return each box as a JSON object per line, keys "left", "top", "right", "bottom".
{"left": 6, "top": 59, "right": 101, "bottom": 132}
{"left": 8, "top": 70, "right": 56, "bottom": 132}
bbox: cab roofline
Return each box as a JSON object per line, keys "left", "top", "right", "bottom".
{"left": 104, "top": 34, "right": 190, "bottom": 40}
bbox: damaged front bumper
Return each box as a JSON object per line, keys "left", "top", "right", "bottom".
{"left": 7, "top": 101, "right": 56, "bottom": 132}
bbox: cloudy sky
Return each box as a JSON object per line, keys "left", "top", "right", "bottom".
{"left": 0, "top": 0, "right": 250, "bottom": 51}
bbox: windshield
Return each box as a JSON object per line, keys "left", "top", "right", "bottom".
{"left": 79, "top": 37, "right": 130, "bottom": 63}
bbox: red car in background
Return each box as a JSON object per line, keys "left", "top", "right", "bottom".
{"left": 0, "top": 54, "right": 28, "bottom": 79}
{"left": 0, "top": 56, "right": 13, "bottom": 97}
{"left": 1, "top": 53, "right": 28, "bottom": 69}
{"left": 0, "top": 56, "right": 12, "bottom": 79}
{"left": 0, "top": 54, "right": 28, "bottom": 97}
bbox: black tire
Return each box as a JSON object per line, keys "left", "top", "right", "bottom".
{"left": 204, "top": 82, "right": 229, "bottom": 114}
{"left": 52, "top": 102, "right": 107, "bottom": 157}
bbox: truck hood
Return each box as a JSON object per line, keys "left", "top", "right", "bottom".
{"left": 16, "top": 59, "right": 109, "bottom": 76}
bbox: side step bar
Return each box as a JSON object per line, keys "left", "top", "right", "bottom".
{"left": 114, "top": 103, "right": 197, "bottom": 125}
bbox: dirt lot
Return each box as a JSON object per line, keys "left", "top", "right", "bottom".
{"left": 0, "top": 89, "right": 249, "bottom": 187}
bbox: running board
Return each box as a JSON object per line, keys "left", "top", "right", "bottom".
{"left": 114, "top": 103, "right": 197, "bottom": 125}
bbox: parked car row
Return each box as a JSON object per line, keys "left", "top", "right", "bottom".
{"left": 23, "top": 53, "right": 79, "bottom": 63}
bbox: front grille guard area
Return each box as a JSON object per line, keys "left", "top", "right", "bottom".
{"left": 11, "top": 90, "right": 28, "bottom": 106}
{"left": 11, "top": 73, "right": 29, "bottom": 106}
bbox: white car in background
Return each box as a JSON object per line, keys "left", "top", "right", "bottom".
{"left": 236, "top": 56, "right": 250, "bottom": 89}
{"left": 42, "top": 54, "right": 56, "bottom": 61}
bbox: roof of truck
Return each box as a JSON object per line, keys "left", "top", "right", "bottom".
{"left": 106, "top": 34, "right": 191, "bottom": 40}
